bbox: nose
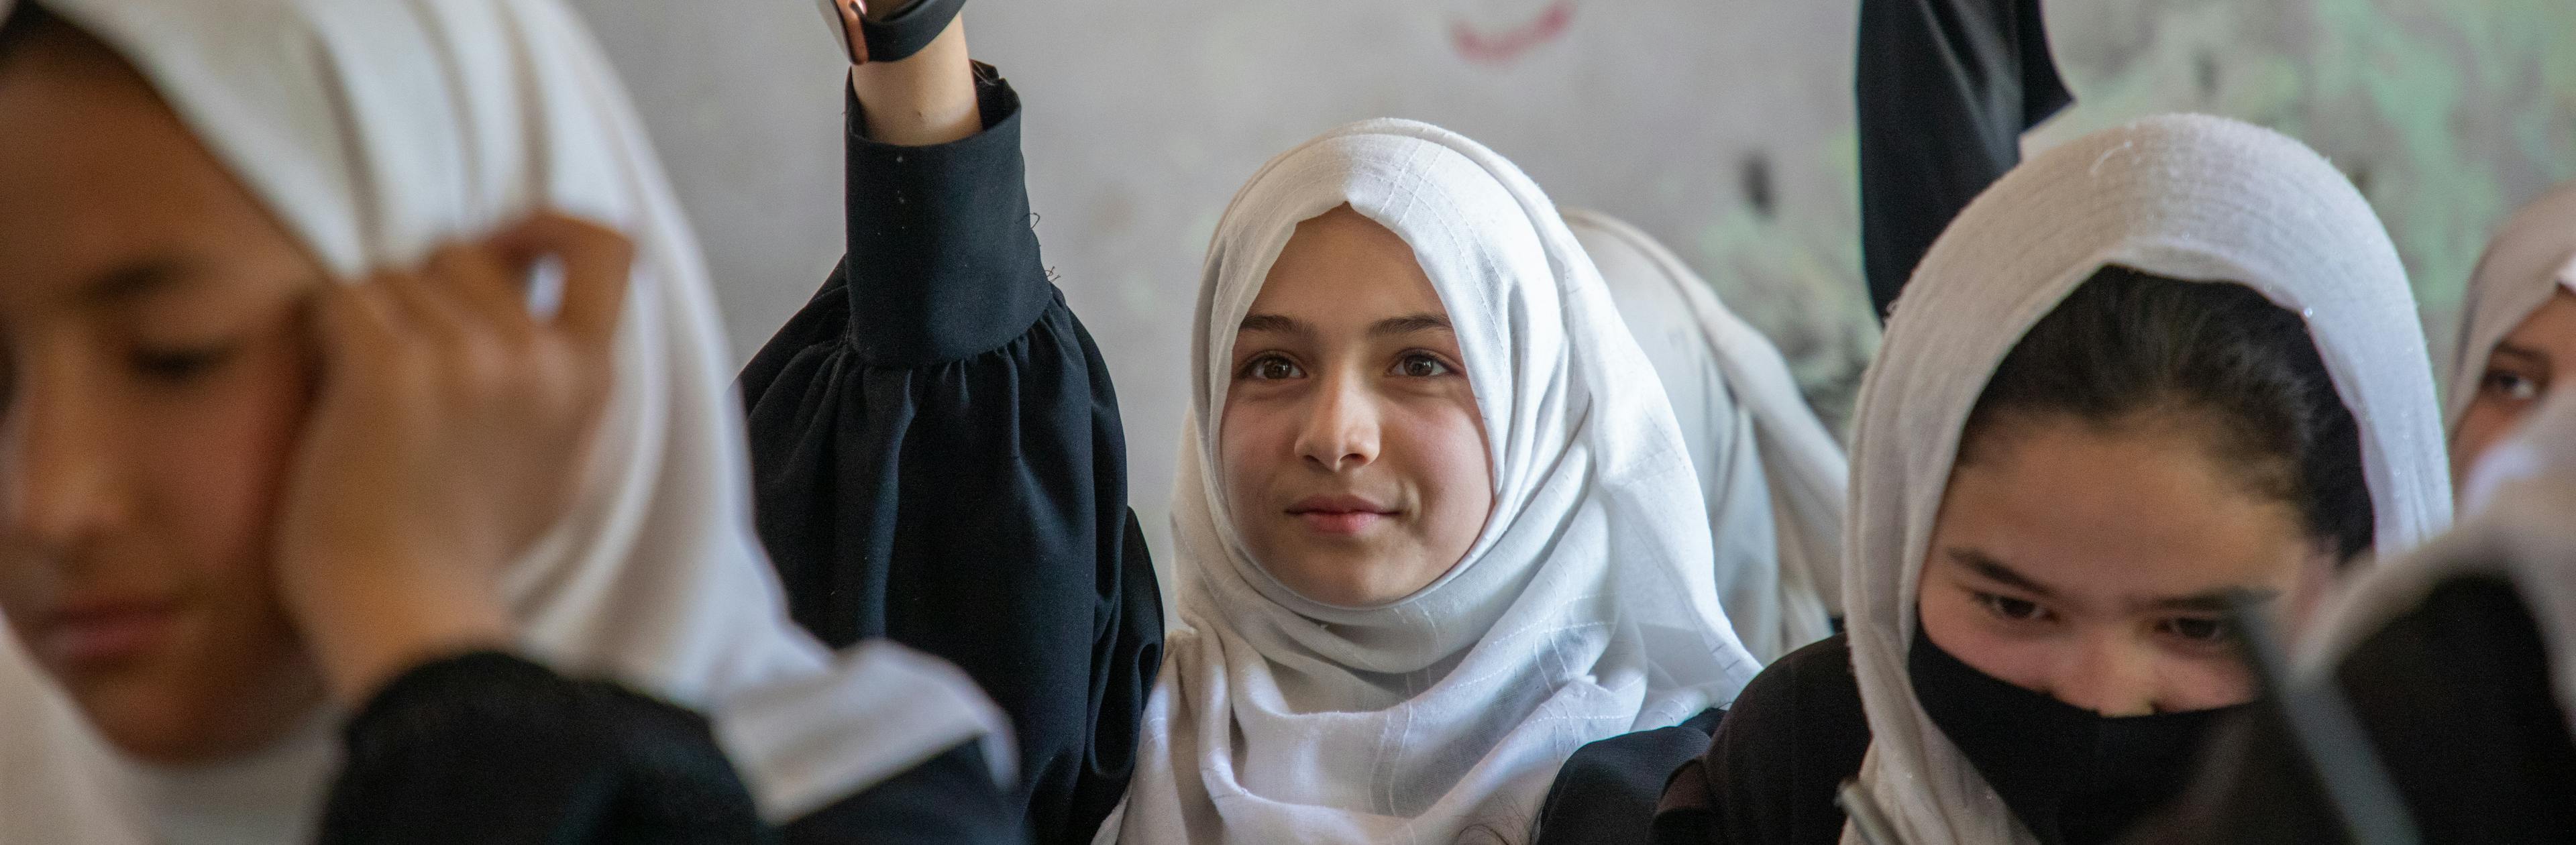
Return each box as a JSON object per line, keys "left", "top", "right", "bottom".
{"left": 1293, "top": 369, "right": 1382, "bottom": 474}
{"left": 1, "top": 365, "right": 122, "bottom": 554}
{"left": 2047, "top": 631, "right": 2160, "bottom": 717}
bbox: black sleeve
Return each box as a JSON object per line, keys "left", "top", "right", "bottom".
{"left": 2130, "top": 575, "right": 2576, "bottom": 844}
{"left": 318, "top": 651, "right": 769, "bottom": 845}
{"left": 784, "top": 742, "right": 1027, "bottom": 845}
{"left": 735, "top": 64, "right": 1163, "bottom": 845}
{"left": 1856, "top": 0, "right": 2072, "bottom": 319}
{"left": 1653, "top": 635, "right": 1874, "bottom": 845}
{"left": 1532, "top": 709, "right": 1726, "bottom": 845}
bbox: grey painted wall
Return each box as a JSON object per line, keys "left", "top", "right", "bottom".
{"left": 564, "top": 0, "right": 2573, "bottom": 586}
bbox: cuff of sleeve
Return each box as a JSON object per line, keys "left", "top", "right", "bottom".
{"left": 840, "top": 62, "right": 1055, "bottom": 368}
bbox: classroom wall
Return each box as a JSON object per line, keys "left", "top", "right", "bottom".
{"left": 567, "top": 0, "right": 2574, "bottom": 583}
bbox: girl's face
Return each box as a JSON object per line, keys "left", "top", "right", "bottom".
{"left": 1917, "top": 411, "right": 2328, "bottom": 716}
{"left": 0, "top": 25, "right": 327, "bottom": 762}
{"left": 2453, "top": 290, "right": 2576, "bottom": 482}
{"left": 1218, "top": 206, "right": 1494, "bottom": 607}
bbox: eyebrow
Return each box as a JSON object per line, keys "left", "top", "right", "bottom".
{"left": 1947, "top": 546, "right": 2286, "bottom": 614}
{"left": 2489, "top": 341, "right": 2551, "bottom": 372}
{"left": 78, "top": 258, "right": 196, "bottom": 306}
{"left": 2143, "top": 587, "right": 2279, "bottom": 614}
{"left": 1238, "top": 313, "right": 1307, "bottom": 337}
{"left": 1945, "top": 548, "right": 2057, "bottom": 598}
{"left": 1236, "top": 312, "right": 1454, "bottom": 338}
{"left": 1371, "top": 313, "right": 1453, "bottom": 337}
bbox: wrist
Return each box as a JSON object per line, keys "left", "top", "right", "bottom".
{"left": 848, "top": 17, "right": 977, "bottom": 146}
{"left": 303, "top": 572, "right": 515, "bottom": 707}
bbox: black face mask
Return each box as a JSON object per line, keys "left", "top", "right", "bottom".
{"left": 1908, "top": 628, "right": 2249, "bottom": 845}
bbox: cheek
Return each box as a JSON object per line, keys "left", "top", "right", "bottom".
{"left": 147, "top": 343, "right": 311, "bottom": 585}
{"left": 1216, "top": 397, "right": 1287, "bottom": 514}
{"left": 2152, "top": 653, "right": 2257, "bottom": 711}
{"left": 2451, "top": 399, "right": 2520, "bottom": 481}
{"left": 1384, "top": 402, "right": 1491, "bottom": 546}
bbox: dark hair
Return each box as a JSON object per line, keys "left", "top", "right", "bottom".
{"left": 0, "top": 3, "right": 65, "bottom": 66}
{"left": 1958, "top": 265, "right": 2375, "bottom": 562}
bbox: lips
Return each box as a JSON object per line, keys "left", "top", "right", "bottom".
{"left": 36, "top": 596, "right": 180, "bottom": 667}
{"left": 1287, "top": 494, "right": 1397, "bottom": 536}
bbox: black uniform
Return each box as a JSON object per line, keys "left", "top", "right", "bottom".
{"left": 736, "top": 65, "right": 1163, "bottom": 845}
{"left": 1858, "top": 0, "right": 2071, "bottom": 318}
{"left": 319, "top": 651, "right": 1020, "bottom": 844}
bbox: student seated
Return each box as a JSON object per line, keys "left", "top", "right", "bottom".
{"left": 1093, "top": 119, "right": 1761, "bottom": 845}
{"left": 2445, "top": 181, "right": 2576, "bottom": 484}
{"left": 0, "top": 1, "right": 1016, "bottom": 841}
{"left": 1654, "top": 114, "right": 2453, "bottom": 845}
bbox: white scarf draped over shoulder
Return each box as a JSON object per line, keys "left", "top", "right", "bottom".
{"left": 0, "top": 1, "right": 1006, "bottom": 843}
{"left": 1116, "top": 119, "right": 1759, "bottom": 845}
{"left": 1841, "top": 113, "right": 2453, "bottom": 845}
{"left": 1564, "top": 208, "right": 1847, "bottom": 663}
{"left": 2443, "top": 180, "right": 2576, "bottom": 429}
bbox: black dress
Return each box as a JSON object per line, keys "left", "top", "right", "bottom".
{"left": 2132, "top": 575, "right": 2576, "bottom": 843}
{"left": 319, "top": 651, "right": 1020, "bottom": 844}
{"left": 1530, "top": 708, "right": 1727, "bottom": 845}
{"left": 1650, "top": 634, "right": 1874, "bottom": 845}
{"left": 1856, "top": 0, "right": 2071, "bottom": 318}
{"left": 735, "top": 64, "right": 1163, "bottom": 845}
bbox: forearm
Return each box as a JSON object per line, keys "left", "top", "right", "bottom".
{"left": 849, "top": 15, "right": 978, "bottom": 146}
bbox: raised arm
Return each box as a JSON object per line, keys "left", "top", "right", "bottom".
{"left": 1855, "top": 0, "right": 2071, "bottom": 319}
{"left": 735, "top": 7, "right": 1162, "bottom": 843}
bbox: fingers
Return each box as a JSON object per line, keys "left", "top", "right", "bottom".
{"left": 490, "top": 212, "right": 635, "bottom": 351}
{"left": 423, "top": 240, "right": 536, "bottom": 340}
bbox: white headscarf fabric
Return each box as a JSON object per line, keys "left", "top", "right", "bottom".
{"left": 2443, "top": 180, "right": 2576, "bottom": 429}
{"left": 1114, "top": 119, "right": 1759, "bottom": 845}
{"left": 2305, "top": 384, "right": 2576, "bottom": 739}
{"left": 1841, "top": 113, "right": 2453, "bottom": 845}
{"left": 0, "top": 1, "right": 1006, "bottom": 842}
{"left": 1565, "top": 209, "right": 1846, "bottom": 663}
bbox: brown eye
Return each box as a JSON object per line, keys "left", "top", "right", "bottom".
{"left": 2483, "top": 370, "right": 2544, "bottom": 402}
{"left": 131, "top": 343, "right": 239, "bottom": 385}
{"left": 1392, "top": 353, "right": 1452, "bottom": 378}
{"left": 2158, "top": 616, "right": 2229, "bottom": 642}
{"left": 1974, "top": 592, "right": 2045, "bottom": 622}
{"left": 1240, "top": 355, "right": 1303, "bottom": 382}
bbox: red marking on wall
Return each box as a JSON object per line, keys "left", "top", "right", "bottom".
{"left": 1450, "top": 1, "right": 1576, "bottom": 66}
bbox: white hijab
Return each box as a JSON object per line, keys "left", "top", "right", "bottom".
{"left": 1566, "top": 209, "right": 1846, "bottom": 663}
{"left": 2443, "top": 180, "right": 2576, "bottom": 429}
{"left": 0, "top": 1, "right": 1006, "bottom": 842}
{"left": 1841, "top": 113, "right": 2453, "bottom": 845}
{"left": 1112, "top": 120, "right": 1759, "bottom": 845}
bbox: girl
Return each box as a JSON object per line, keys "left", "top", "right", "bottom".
{"left": 0, "top": 1, "right": 1014, "bottom": 841}
{"left": 1106, "top": 120, "right": 1760, "bottom": 844}
{"left": 2445, "top": 181, "right": 2576, "bottom": 483}
{"left": 1654, "top": 115, "right": 2452, "bottom": 845}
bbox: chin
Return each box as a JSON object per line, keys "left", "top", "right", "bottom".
{"left": 67, "top": 653, "right": 323, "bottom": 764}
